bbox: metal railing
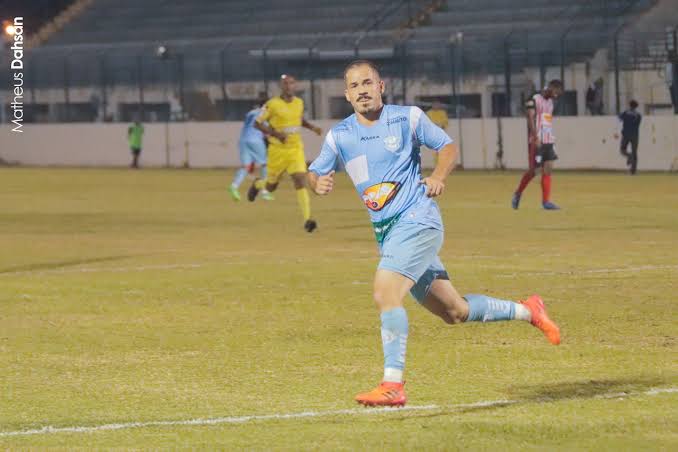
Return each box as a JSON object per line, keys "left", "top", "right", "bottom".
{"left": 2, "top": 5, "right": 675, "bottom": 122}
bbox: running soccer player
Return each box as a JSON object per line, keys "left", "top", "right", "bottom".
{"left": 512, "top": 79, "right": 563, "bottom": 210}
{"left": 128, "top": 119, "right": 144, "bottom": 169}
{"left": 308, "top": 60, "right": 561, "bottom": 407}
{"left": 614, "top": 99, "right": 642, "bottom": 175}
{"left": 229, "top": 99, "right": 273, "bottom": 202}
{"left": 248, "top": 74, "right": 322, "bottom": 232}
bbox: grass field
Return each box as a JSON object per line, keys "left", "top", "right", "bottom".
{"left": 1, "top": 168, "right": 677, "bottom": 449}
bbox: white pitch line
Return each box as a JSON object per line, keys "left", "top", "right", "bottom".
{"left": 0, "top": 263, "right": 206, "bottom": 277}
{"left": 1, "top": 387, "right": 676, "bottom": 438}
{"left": 0, "top": 256, "right": 378, "bottom": 278}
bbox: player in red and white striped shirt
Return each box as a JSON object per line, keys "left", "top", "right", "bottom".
{"left": 512, "top": 79, "right": 563, "bottom": 210}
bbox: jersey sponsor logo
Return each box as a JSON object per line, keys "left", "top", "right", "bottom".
{"left": 362, "top": 181, "right": 400, "bottom": 211}
{"left": 383, "top": 135, "right": 401, "bottom": 152}
{"left": 360, "top": 135, "right": 379, "bottom": 142}
{"left": 386, "top": 116, "right": 407, "bottom": 125}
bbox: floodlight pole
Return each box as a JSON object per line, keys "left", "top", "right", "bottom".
{"left": 454, "top": 31, "right": 464, "bottom": 168}
{"left": 176, "top": 53, "right": 185, "bottom": 119}
{"left": 669, "top": 27, "right": 678, "bottom": 114}
{"left": 136, "top": 54, "right": 144, "bottom": 120}
{"left": 354, "top": 33, "right": 364, "bottom": 58}
{"left": 613, "top": 22, "right": 627, "bottom": 114}
{"left": 219, "top": 48, "right": 227, "bottom": 119}
{"left": 63, "top": 56, "right": 70, "bottom": 122}
{"left": 262, "top": 38, "right": 274, "bottom": 98}
{"left": 503, "top": 31, "right": 513, "bottom": 117}
{"left": 99, "top": 53, "right": 107, "bottom": 122}
{"left": 219, "top": 41, "right": 233, "bottom": 120}
{"left": 560, "top": 25, "right": 574, "bottom": 90}
{"left": 539, "top": 52, "right": 546, "bottom": 89}
{"left": 164, "top": 68, "right": 170, "bottom": 167}
{"left": 614, "top": 32, "right": 621, "bottom": 114}
{"left": 28, "top": 56, "right": 36, "bottom": 106}
{"left": 308, "top": 39, "right": 320, "bottom": 120}
{"left": 156, "top": 46, "right": 171, "bottom": 167}
{"left": 400, "top": 42, "right": 407, "bottom": 104}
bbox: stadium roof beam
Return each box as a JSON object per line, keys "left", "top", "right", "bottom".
{"left": 249, "top": 47, "right": 394, "bottom": 60}
{"left": 249, "top": 48, "right": 310, "bottom": 60}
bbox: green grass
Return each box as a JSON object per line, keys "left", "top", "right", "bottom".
{"left": 0, "top": 168, "right": 676, "bottom": 450}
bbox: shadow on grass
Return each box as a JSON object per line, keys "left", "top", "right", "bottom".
{"left": 507, "top": 375, "right": 672, "bottom": 401}
{"left": 389, "top": 375, "right": 675, "bottom": 421}
{"left": 0, "top": 254, "right": 142, "bottom": 274}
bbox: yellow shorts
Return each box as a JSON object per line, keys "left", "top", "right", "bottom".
{"left": 266, "top": 143, "right": 307, "bottom": 184}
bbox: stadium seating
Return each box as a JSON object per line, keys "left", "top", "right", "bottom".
{"left": 45, "top": 0, "right": 403, "bottom": 46}
{"left": 9, "top": 0, "right": 664, "bottom": 93}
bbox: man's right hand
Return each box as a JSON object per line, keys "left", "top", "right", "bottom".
{"left": 314, "top": 171, "right": 335, "bottom": 195}
{"left": 529, "top": 133, "right": 539, "bottom": 145}
{"left": 274, "top": 131, "right": 288, "bottom": 143}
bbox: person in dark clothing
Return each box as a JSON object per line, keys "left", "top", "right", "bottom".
{"left": 615, "top": 100, "right": 642, "bottom": 175}
{"left": 668, "top": 60, "right": 678, "bottom": 114}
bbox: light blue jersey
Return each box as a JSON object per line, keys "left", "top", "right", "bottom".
{"left": 239, "top": 108, "right": 264, "bottom": 143}
{"left": 309, "top": 104, "right": 453, "bottom": 242}
{"left": 238, "top": 108, "right": 267, "bottom": 166}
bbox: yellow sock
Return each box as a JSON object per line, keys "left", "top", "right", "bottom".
{"left": 255, "top": 179, "right": 266, "bottom": 190}
{"left": 296, "top": 188, "right": 311, "bottom": 221}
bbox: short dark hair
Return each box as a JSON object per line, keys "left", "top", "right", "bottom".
{"left": 548, "top": 79, "right": 563, "bottom": 89}
{"left": 343, "top": 59, "right": 381, "bottom": 80}
{"left": 629, "top": 99, "right": 639, "bottom": 109}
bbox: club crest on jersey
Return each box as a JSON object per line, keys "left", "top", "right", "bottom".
{"left": 362, "top": 182, "right": 400, "bottom": 211}
{"left": 383, "top": 135, "right": 401, "bottom": 152}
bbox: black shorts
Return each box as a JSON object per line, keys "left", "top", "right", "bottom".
{"left": 620, "top": 134, "right": 639, "bottom": 154}
{"left": 528, "top": 143, "right": 558, "bottom": 169}
{"left": 131, "top": 147, "right": 142, "bottom": 155}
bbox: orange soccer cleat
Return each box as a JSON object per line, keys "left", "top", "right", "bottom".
{"left": 355, "top": 381, "right": 407, "bottom": 407}
{"left": 522, "top": 295, "right": 561, "bottom": 345}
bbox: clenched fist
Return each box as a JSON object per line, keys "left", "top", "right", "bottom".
{"left": 420, "top": 176, "right": 445, "bottom": 198}
{"left": 314, "top": 170, "right": 335, "bottom": 195}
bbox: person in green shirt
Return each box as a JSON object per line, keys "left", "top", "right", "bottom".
{"left": 128, "top": 120, "right": 144, "bottom": 168}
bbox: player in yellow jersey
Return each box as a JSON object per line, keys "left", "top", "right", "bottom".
{"left": 248, "top": 74, "right": 322, "bottom": 232}
{"left": 426, "top": 100, "right": 449, "bottom": 167}
{"left": 426, "top": 99, "right": 449, "bottom": 130}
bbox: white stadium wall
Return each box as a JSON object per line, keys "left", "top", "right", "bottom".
{"left": 2, "top": 115, "right": 678, "bottom": 170}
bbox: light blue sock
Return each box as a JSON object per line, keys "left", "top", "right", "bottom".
{"left": 231, "top": 168, "right": 248, "bottom": 188}
{"left": 464, "top": 294, "right": 518, "bottom": 322}
{"left": 260, "top": 165, "right": 267, "bottom": 181}
{"left": 381, "top": 307, "right": 408, "bottom": 383}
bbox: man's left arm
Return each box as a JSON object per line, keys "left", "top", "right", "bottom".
{"left": 422, "top": 143, "right": 458, "bottom": 197}
{"left": 302, "top": 118, "right": 322, "bottom": 136}
{"left": 414, "top": 108, "right": 457, "bottom": 197}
